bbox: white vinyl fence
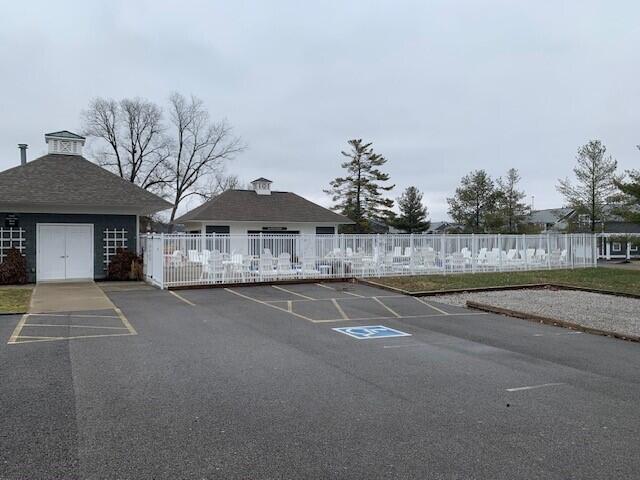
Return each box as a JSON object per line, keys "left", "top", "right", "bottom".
{"left": 140, "top": 233, "right": 598, "bottom": 289}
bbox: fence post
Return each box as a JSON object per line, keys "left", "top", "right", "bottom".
{"left": 410, "top": 233, "right": 415, "bottom": 275}
{"left": 498, "top": 234, "right": 503, "bottom": 272}
{"left": 522, "top": 234, "right": 528, "bottom": 271}
{"left": 546, "top": 232, "right": 551, "bottom": 270}
{"left": 441, "top": 233, "right": 447, "bottom": 275}
{"left": 471, "top": 233, "right": 476, "bottom": 273}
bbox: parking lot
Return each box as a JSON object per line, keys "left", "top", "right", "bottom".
{"left": 1, "top": 281, "right": 639, "bottom": 479}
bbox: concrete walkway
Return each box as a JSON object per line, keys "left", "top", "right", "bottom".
{"left": 29, "top": 282, "right": 116, "bottom": 314}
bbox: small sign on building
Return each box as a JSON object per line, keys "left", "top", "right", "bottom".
{"left": 4, "top": 214, "right": 19, "bottom": 228}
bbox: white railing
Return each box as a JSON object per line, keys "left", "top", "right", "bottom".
{"left": 140, "top": 233, "right": 598, "bottom": 289}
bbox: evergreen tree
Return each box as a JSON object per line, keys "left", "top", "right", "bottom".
{"left": 447, "top": 170, "right": 497, "bottom": 233}
{"left": 394, "top": 186, "right": 430, "bottom": 233}
{"left": 325, "top": 139, "right": 394, "bottom": 232}
{"left": 496, "top": 168, "right": 529, "bottom": 233}
{"left": 556, "top": 140, "right": 620, "bottom": 232}
{"left": 613, "top": 145, "right": 640, "bottom": 223}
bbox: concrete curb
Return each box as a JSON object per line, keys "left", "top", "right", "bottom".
{"left": 465, "top": 300, "right": 640, "bottom": 343}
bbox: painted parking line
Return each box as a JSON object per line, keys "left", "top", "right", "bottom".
{"left": 373, "top": 297, "right": 401, "bottom": 318}
{"left": 331, "top": 298, "right": 349, "bottom": 320}
{"left": 311, "top": 311, "right": 489, "bottom": 323}
{"left": 271, "top": 285, "right": 316, "bottom": 300}
{"left": 8, "top": 309, "right": 137, "bottom": 345}
{"left": 505, "top": 382, "right": 565, "bottom": 392}
{"left": 170, "top": 290, "right": 197, "bottom": 306}
{"left": 413, "top": 296, "right": 450, "bottom": 315}
{"left": 225, "top": 288, "right": 317, "bottom": 323}
{"left": 225, "top": 287, "right": 488, "bottom": 324}
{"left": 314, "top": 283, "right": 365, "bottom": 297}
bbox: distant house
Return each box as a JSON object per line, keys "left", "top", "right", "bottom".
{"left": 525, "top": 208, "right": 574, "bottom": 232}
{"left": 426, "top": 221, "right": 463, "bottom": 234}
{"left": 0, "top": 131, "right": 171, "bottom": 282}
{"left": 174, "top": 177, "right": 352, "bottom": 235}
{"left": 527, "top": 206, "right": 640, "bottom": 259}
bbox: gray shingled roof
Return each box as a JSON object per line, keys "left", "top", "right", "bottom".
{"left": 45, "top": 130, "right": 86, "bottom": 139}
{"left": 0, "top": 154, "right": 172, "bottom": 214}
{"left": 175, "top": 189, "right": 353, "bottom": 224}
{"left": 527, "top": 208, "right": 574, "bottom": 225}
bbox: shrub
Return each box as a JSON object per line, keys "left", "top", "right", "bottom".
{"left": 0, "top": 248, "right": 28, "bottom": 285}
{"left": 107, "top": 249, "right": 142, "bottom": 281}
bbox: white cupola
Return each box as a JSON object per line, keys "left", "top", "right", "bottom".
{"left": 45, "top": 130, "right": 86, "bottom": 156}
{"left": 251, "top": 177, "right": 273, "bottom": 195}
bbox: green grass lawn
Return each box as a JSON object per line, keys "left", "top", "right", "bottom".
{"left": 0, "top": 287, "right": 33, "bottom": 314}
{"left": 371, "top": 268, "right": 640, "bottom": 295}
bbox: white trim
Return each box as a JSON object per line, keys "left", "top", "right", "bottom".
{"left": 0, "top": 204, "right": 167, "bottom": 215}
{"left": 36, "top": 223, "right": 94, "bottom": 281}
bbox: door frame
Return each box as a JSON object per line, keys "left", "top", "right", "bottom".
{"left": 36, "top": 223, "right": 94, "bottom": 282}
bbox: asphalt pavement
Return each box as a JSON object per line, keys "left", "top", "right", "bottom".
{"left": 1, "top": 281, "right": 639, "bottom": 479}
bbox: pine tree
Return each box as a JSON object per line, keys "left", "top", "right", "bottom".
{"left": 613, "top": 145, "right": 640, "bottom": 224}
{"left": 496, "top": 168, "right": 529, "bottom": 233}
{"left": 394, "top": 186, "right": 430, "bottom": 233}
{"left": 325, "top": 139, "right": 394, "bottom": 232}
{"left": 557, "top": 140, "right": 620, "bottom": 232}
{"left": 447, "top": 170, "right": 497, "bottom": 233}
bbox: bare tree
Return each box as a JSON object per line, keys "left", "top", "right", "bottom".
{"left": 557, "top": 140, "right": 620, "bottom": 232}
{"left": 166, "top": 93, "right": 245, "bottom": 227}
{"left": 199, "top": 172, "right": 243, "bottom": 200}
{"left": 82, "top": 97, "right": 171, "bottom": 191}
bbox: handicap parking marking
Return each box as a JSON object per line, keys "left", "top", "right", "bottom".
{"left": 332, "top": 325, "right": 412, "bottom": 340}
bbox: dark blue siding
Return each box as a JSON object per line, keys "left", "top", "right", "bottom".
{"left": 0, "top": 213, "right": 137, "bottom": 282}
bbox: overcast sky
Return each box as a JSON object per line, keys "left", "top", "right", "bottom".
{"left": 1, "top": 1, "right": 638, "bottom": 219}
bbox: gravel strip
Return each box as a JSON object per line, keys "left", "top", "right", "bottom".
{"left": 431, "top": 288, "right": 640, "bottom": 339}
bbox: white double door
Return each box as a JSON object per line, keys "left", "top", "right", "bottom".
{"left": 37, "top": 224, "right": 94, "bottom": 281}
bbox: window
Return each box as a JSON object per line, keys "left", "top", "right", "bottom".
{"left": 631, "top": 244, "right": 638, "bottom": 252}
{"left": 612, "top": 242, "right": 622, "bottom": 252}
{"left": 316, "top": 226, "right": 335, "bottom": 235}
{"left": 205, "top": 225, "right": 230, "bottom": 234}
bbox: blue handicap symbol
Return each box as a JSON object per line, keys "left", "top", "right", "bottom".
{"left": 332, "top": 325, "right": 411, "bottom": 340}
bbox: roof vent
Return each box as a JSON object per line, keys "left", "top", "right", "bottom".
{"left": 44, "top": 130, "right": 85, "bottom": 156}
{"left": 18, "top": 144, "right": 27, "bottom": 165}
{"left": 251, "top": 177, "right": 272, "bottom": 195}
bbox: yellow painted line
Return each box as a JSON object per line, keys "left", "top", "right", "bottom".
{"left": 341, "top": 290, "right": 365, "bottom": 298}
{"left": 331, "top": 299, "right": 349, "bottom": 320}
{"left": 101, "top": 289, "right": 138, "bottom": 336}
{"left": 310, "top": 312, "right": 488, "bottom": 324}
{"left": 225, "top": 288, "right": 316, "bottom": 323}
{"left": 265, "top": 294, "right": 406, "bottom": 303}
{"left": 12, "top": 332, "right": 135, "bottom": 344}
{"left": 28, "top": 313, "right": 120, "bottom": 318}
{"left": 414, "top": 296, "right": 450, "bottom": 315}
{"left": 114, "top": 307, "right": 137, "bottom": 335}
{"left": 373, "top": 297, "right": 401, "bottom": 317}
{"left": 271, "top": 285, "right": 315, "bottom": 300}
{"left": 23, "top": 324, "right": 130, "bottom": 330}
{"left": 7, "top": 314, "right": 29, "bottom": 344}
{"left": 170, "top": 290, "right": 196, "bottom": 306}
